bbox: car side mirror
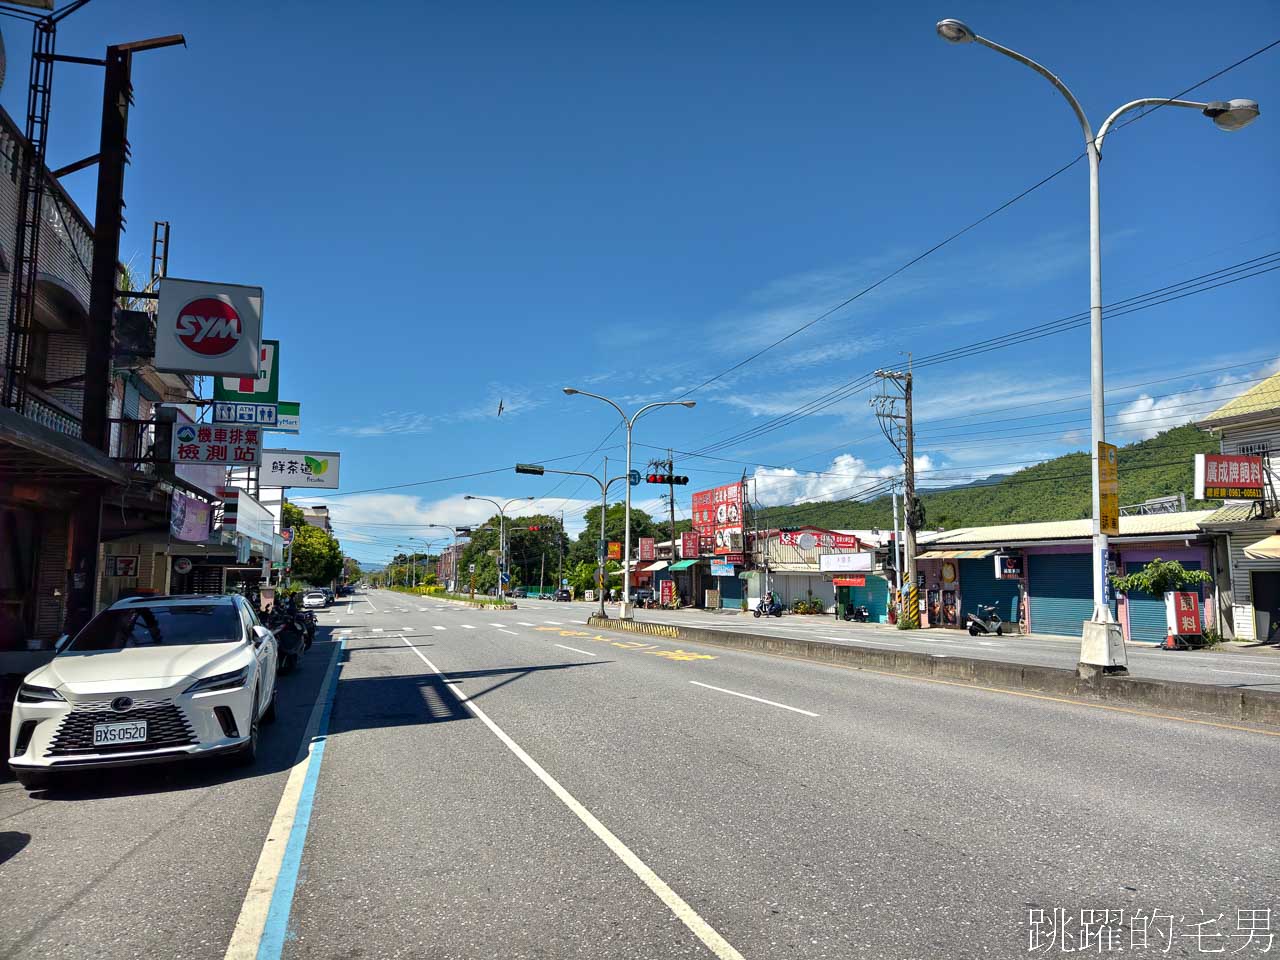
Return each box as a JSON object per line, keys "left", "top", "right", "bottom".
{"left": 252, "top": 624, "right": 274, "bottom": 647}
{"left": 54, "top": 633, "right": 72, "bottom": 653}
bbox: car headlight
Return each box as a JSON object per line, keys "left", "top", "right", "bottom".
{"left": 17, "top": 683, "right": 65, "bottom": 703}
{"left": 184, "top": 667, "right": 249, "bottom": 695}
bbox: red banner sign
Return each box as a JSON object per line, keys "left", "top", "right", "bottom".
{"left": 638, "top": 537, "right": 655, "bottom": 562}
{"left": 1165, "top": 591, "right": 1202, "bottom": 637}
{"left": 660, "top": 579, "right": 675, "bottom": 606}
{"left": 692, "top": 482, "right": 745, "bottom": 555}
{"left": 680, "top": 531, "right": 701, "bottom": 559}
{"left": 778, "top": 528, "right": 860, "bottom": 549}
{"left": 833, "top": 576, "right": 866, "bottom": 587}
{"left": 1197, "top": 453, "right": 1265, "bottom": 500}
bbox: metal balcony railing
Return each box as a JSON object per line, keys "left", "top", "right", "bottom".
{"left": 24, "top": 389, "right": 82, "bottom": 439}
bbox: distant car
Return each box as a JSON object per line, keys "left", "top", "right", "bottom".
{"left": 302, "top": 591, "right": 326, "bottom": 610}
{"left": 554, "top": 588, "right": 571, "bottom": 602}
{"left": 508, "top": 588, "right": 527, "bottom": 598}
{"left": 8, "top": 594, "right": 278, "bottom": 791}
{"left": 632, "top": 588, "right": 654, "bottom": 605}
{"left": 320, "top": 588, "right": 335, "bottom": 606}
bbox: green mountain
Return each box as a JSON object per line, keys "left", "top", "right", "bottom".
{"left": 756, "top": 424, "right": 1220, "bottom": 532}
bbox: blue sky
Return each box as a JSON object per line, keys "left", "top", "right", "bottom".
{"left": 7, "top": 1, "right": 1277, "bottom": 565}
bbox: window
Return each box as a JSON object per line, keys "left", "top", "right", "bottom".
{"left": 27, "top": 325, "right": 49, "bottom": 386}
{"left": 67, "top": 604, "right": 243, "bottom": 650}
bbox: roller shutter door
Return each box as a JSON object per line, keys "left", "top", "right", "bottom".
{"left": 850, "top": 576, "right": 890, "bottom": 623}
{"left": 1028, "top": 554, "right": 1108, "bottom": 637}
{"left": 1124, "top": 560, "right": 1203, "bottom": 643}
{"left": 958, "top": 559, "right": 1020, "bottom": 624}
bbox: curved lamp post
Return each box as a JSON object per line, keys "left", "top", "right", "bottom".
{"left": 937, "top": 18, "right": 1258, "bottom": 672}
{"left": 463, "top": 495, "right": 534, "bottom": 601}
{"left": 563, "top": 388, "right": 696, "bottom": 618}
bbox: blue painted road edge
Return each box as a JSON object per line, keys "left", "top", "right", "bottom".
{"left": 257, "top": 638, "right": 346, "bottom": 960}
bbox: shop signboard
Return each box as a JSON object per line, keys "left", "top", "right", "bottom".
{"left": 607, "top": 541, "right": 622, "bottom": 561}
{"left": 818, "top": 552, "right": 872, "bottom": 572}
{"left": 1098, "top": 441, "right": 1119, "bottom": 535}
{"left": 1194, "top": 453, "right": 1265, "bottom": 500}
{"left": 994, "top": 554, "right": 1024, "bottom": 580}
{"left": 272, "top": 401, "right": 301, "bottom": 434}
{"left": 261, "top": 450, "right": 341, "bottom": 489}
{"left": 709, "top": 561, "right": 734, "bottom": 577}
{"left": 173, "top": 423, "right": 263, "bottom": 466}
{"left": 779, "top": 528, "right": 861, "bottom": 550}
{"left": 155, "top": 278, "right": 263, "bottom": 377}
{"left": 660, "top": 579, "right": 675, "bottom": 606}
{"left": 169, "top": 492, "right": 212, "bottom": 542}
{"left": 213, "top": 401, "right": 278, "bottom": 426}
{"left": 680, "top": 531, "right": 701, "bottom": 559}
{"left": 1165, "top": 591, "right": 1202, "bottom": 636}
{"left": 833, "top": 576, "right": 866, "bottom": 587}
{"left": 214, "top": 340, "right": 279, "bottom": 404}
{"left": 109, "top": 556, "right": 138, "bottom": 578}
{"left": 638, "top": 537, "right": 656, "bottom": 562}
{"left": 692, "top": 481, "right": 745, "bottom": 556}
{"left": 230, "top": 489, "right": 274, "bottom": 546}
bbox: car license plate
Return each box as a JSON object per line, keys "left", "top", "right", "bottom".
{"left": 93, "top": 720, "right": 147, "bottom": 747}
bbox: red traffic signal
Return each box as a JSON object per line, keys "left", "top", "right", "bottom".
{"left": 646, "top": 474, "right": 689, "bottom": 485}
{"left": 527, "top": 525, "right": 541, "bottom": 532}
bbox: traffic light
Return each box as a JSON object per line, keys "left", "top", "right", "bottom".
{"left": 646, "top": 474, "right": 688, "bottom": 485}
{"left": 527, "top": 525, "right": 541, "bottom": 532}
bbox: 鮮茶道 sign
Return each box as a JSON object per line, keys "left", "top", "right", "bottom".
{"left": 172, "top": 423, "right": 263, "bottom": 467}
{"left": 261, "top": 449, "right": 341, "bottom": 489}
{"left": 155, "top": 278, "right": 263, "bottom": 377}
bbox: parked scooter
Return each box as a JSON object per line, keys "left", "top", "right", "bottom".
{"left": 966, "top": 603, "right": 1004, "bottom": 636}
{"left": 844, "top": 604, "right": 870, "bottom": 622}
{"left": 266, "top": 596, "right": 309, "bottom": 672}
{"left": 753, "top": 595, "right": 784, "bottom": 618}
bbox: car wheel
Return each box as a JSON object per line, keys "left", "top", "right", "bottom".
{"left": 234, "top": 693, "right": 260, "bottom": 767}
{"left": 262, "top": 679, "right": 278, "bottom": 724}
{"left": 15, "top": 769, "right": 51, "bottom": 791}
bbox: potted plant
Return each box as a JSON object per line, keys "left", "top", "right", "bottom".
{"left": 1110, "top": 558, "right": 1213, "bottom": 648}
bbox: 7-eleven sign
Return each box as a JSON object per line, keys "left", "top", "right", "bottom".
{"left": 214, "top": 340, "right": 279, "bottom": 404}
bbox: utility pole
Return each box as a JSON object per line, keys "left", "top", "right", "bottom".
{"left": 668, "top": 448, "right": 677, "bottom": 558}
{"left": 872, "top": 362, "right": 918, "bottom": 626}
{"left": 891, "top": 484, "right": 903, "bottom": 598}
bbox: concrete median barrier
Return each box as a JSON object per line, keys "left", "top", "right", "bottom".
{"left": 587, "top": 615, "right": 1278, "bottom": 728}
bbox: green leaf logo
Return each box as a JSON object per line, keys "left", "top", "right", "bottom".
{"left": 305, "top": 456, "right": 328, "bottom": 476}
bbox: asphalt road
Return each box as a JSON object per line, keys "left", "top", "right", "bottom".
{"left": 1, "top": 588, "right": 1275, "bottom": 960}
{"left": 536, "top": 596, "right": 1280, "bottom": 693}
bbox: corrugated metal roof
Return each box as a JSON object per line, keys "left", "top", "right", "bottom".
{"left": 1198, "top": 370, "right": 1280, "bottom": 427}
{"left": 1199, "top": 502, "right": 1264, "bottom": 525}
{"left": 917, "top": 510, "right": 1217, "bottom": 545}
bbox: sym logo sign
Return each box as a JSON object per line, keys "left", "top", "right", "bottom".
{"left": 155, "top": 277, "right": 263, "bottom": 376}
{"left": 176, "top": 298, "right": 241, "bottom": 356}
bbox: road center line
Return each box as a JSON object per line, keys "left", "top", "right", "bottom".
{"left": 1209, "top": 668, "right": 1280, "bottom": 679}
{"left": 544, "top": 620, "right": 563, "bottom": 625}
{"left": 498, "top": 628, "right": 519, "bottom": 636}
{"left": 554, "top": 643, "right": 598, "bottom": 656}
{"left": 689, "top": 680, "right": 819, "bottom": 717}
{"left": 460, "top": 624, "right": 475, "bottom": 630}
{"left": 518, "top": 621, "right": 535, "bottom": 626}
{"left": 433, "top": 625, "right": 446, "bottom": 631}
{"left": 399, "top": 638, "right": 744, "bottom": 960}
{"left": 490, "top": 622, "right": 506, "bottom": 627}
{"left": 223, "top": 639, "right": 345, "bottom": 960}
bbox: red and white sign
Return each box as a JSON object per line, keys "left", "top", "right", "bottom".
{"left": 779, "top": 528, "right": 861, "bottom": 549}
{"left": 172, "top": 422, "right": 263, "bottom": 466}
{"left": 660, "top": 579, "right": 675, "bottom": 606}
{"left": 155, "top": 277, "right": 263, "bottom": 377}
{"left": 1165, "top": 592, "right": 1202, "bottom": 637}
{"left": 680, "top": 531, "right": 701, "bottom": 559}
{"left": 1195, "top": 453, "right": 1266, "bottom": 500}
{"left": 638, "top": 537, "right": 656, "bottom": 562}
{"left": 692, "top": 482, "right": 745, "bottom": 556}
{"left": 833, "top": 576, "right": 866, "bottom": 587}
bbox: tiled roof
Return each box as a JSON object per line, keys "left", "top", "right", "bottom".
{"left": 1198, "top": 503, "right": 1264, "bottom": 525}
{"left": 917, "top": 510, "right": 1217, "bottom": 545}
{"left": 1198, "top": 370, "right": 1280, "bottom": 427}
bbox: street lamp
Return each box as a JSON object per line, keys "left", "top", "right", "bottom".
{"left": 516, "top": 460, "right": 627, "bottom": 619}
{"left": 563, "top": 388, "right": 696, "bottom": 618}
{"left": 463, "top": 495, "right": 535, "bottom": 601}
{"left": 937, "top": 19, "right": 1259, "bottom": 673}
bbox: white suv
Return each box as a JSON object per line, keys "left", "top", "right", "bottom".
{"left": 8, "top": 594, "right": 278, "bottom": 791}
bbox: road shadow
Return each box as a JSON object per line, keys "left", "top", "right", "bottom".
{"left": 16, "top": 635, "right": 342, "bottom": 801}
{"left": 0, "top": 830, "right": 30, "bottom": 865}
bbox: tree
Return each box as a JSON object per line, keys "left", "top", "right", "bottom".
{"left": 343, "top": 557, "right": 362, "bottom": 582}
{"left": 1111, "top": 558, "right": 1212, "bottom": 597}
{"left": 291, "top": 523, "right": 343, "bottom": 585}
{"left": 282, "top": 501, "right": 306, "bottom": 531}
{"left": 568, "top": 502, "right": 656, "bottom": 566}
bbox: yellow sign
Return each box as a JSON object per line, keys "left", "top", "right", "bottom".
{"left": 1098, "top": 441, "right": 1119, "bottom": 536}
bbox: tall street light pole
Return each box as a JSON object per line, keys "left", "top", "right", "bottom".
{"left": 516, "top": 461, "right": 626, "bottom": 619}
{"left": 563, "top": 388, "right": 696, "bottom": 618}
{"left": 936, "top": 18, "right": 1260, "bottom": 673}
{"left": 464, "top": 495, "right": 534, "bottom": 602}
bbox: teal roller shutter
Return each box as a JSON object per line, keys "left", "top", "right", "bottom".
{"left": 958, "top": 559, "right": 1020, "bottom": 624}
{"left": 1028, "top": 554, "right": 1108, "bottom": 637}
{"left": 718, "top": 574, "right": 744, "bottom": 607}
{"left": 850, "top": 576, "right": 890, "bottom": 623}
{"left": 1123, "top": 560, "right": 1202, "bottom": 643}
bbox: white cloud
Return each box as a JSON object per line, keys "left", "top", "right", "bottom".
{"left": 752, "top": 453, "right": 931, "bottom": 507}
{"left": 1113, "top": 358, "right": 1280, "bottom": 441}
{"left": 334, "top": 386, "right": 546, "bottom": 438}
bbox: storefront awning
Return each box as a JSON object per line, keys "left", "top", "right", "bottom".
{"left": 669, "top": 558, "right": 700, "bottom": 571}
{"left": 916, "top": 548, "right": 997, "bottom": 560}
{"left": 1243, "top": 535, "right": 1280, "bottom": 561}
{"left": 643, "top": 561, "right": 669, "bottom": 572}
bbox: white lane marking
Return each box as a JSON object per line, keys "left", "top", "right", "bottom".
{"left": 819, "top": 635, "right": 888, "bottom": 645}
{"left": 460, "top": 624, "right": 475, "bottom": 630}
{"left": 518, "top": 622, "right": 535, "bottom": 626}
{"left": 1209, "top": 668, "right": 1280, "bottom": 679}
{"left": 544, "top": 620, "right": 563, "bottom": 625}
{"left": 554, "top": 643, "right": 597, "bottom": 656}
{"left": 223, "top": 641, "right": 344, "bottom": 959}
{"left": 498, "top": 628, "right": 519, "bottom": 636}
{"left": 399, "top": 639, "right": 744, "bottom": 960}
{"left": 365, "top": 595, "right": 379, "bottom": 612}
{"left": 371, "top": 628, "right": 384, "bottom": 633}
{"left": 490, "top": 622, "right": 506, "bottom": 628}
{"left": 689, "top": 680, "right": 818, "bottom": 718}
{"left": 433, "top": 625, "right": 446, "bottom": 631}
{"left": 419, "top": 608, "right": 429, "bottom": 612}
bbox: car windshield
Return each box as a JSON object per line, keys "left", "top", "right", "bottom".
{"left": 66, "top": 605, "right": 242, "bottom": 651}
